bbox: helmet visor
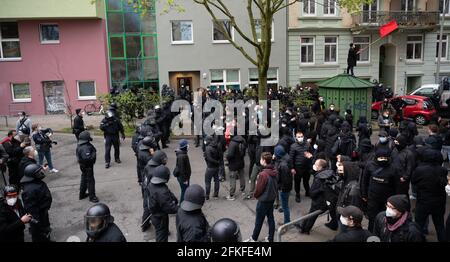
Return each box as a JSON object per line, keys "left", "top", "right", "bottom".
{"left": 85, "top": 216, "right": 107, "bottom": 237}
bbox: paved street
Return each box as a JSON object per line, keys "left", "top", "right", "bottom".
{"left": 2, "top": 128, "right": 449, "bottom": 242}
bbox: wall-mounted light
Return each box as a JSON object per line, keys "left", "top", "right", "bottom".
{"left": 202, "top": 73, "right": 207, "bottom": 79}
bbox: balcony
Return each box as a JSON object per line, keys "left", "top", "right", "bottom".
{"left": 352, "top": 11, "right": 440, "bottom": 31}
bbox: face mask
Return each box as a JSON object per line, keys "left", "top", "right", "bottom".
{"left": 6, "top": 197, "right": 17, "bottom": 206}
{"left": 313, "top": 144, "right": 318, "bottom": 150}
{"left": 319, "top": 98, "right": 324, "bottom": 102}
{"left": 297, "top": 137, "right": 304, "bottom": 143}
{"left": 281, "top": 123, "right": 287, "bottom": 127}
{"left": 385, "top": 207, "right": 397, "bottom": 218}
{"left": 340, "top": 216, "right": 349, "bottom": 226}
{"left": 19, "top": 116, "right": 24, "bottom": 120}
{"left": 330, "top": 107, "right": 335, "bottom": 111}
{"left": 81, "top": 112, "right": 86, "bottom": 116}
{"left": 379, "top": 137, "right": 387, "bottom": 143}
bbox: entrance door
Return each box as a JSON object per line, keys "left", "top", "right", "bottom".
{"left": 379, "top": 44, "right": 397, "bottom": 93}
{"left": 177, "top": 77, "right": 192, "bottom": 93}
{"left": 406, "top": 76, "right": 422, "bottom": 93}
{"left": 43, "top": 81, "right": 66, "bottom": 114}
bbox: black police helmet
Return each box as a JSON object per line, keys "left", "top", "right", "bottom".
{"left": 181, "top": 184, "right": 205, "bottom": 211}
{"left": 85, "top": 203, "right": 114, "bottom": 239}
{"left": 211, "top": 218, "right": 242, "bottom": 242}
{"left": 148, "top": 150, "right": 167, "bottom": 166}
{"left": 139, "top": 136, "right": 156, "bottom": 150}
{"left": 150, "top": 165, "right": 171, "bottom": 184}
{"left": 21, "top": 163, "right": 45, "bottom": 183}
{"left": 78, "top": 131, "right": 92, "bottom": 145}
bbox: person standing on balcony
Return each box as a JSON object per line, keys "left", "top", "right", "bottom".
{"left": 347, "top": 43, "right": 358, "bottom": 76}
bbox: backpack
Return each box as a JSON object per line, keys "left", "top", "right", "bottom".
{"left": 79, "top": 145, "right": 96, "bottom": 164}
{"left": 18, "top": 118, "right": 30, "bottom": 135}
{"left": 322, "top": 174, "right": 341, "bottom": 204}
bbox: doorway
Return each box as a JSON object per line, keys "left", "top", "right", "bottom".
{"left": 43, "top": 81, "right": 66, "bottom": 114}
{"left": 177, "top": 77, "right": 192, "bottom": 92}
{"left": 379, "top": 44, "right": 397, "bottom": 93}
{"left": 406, "top": 76, "right": 422, "bottom": 93}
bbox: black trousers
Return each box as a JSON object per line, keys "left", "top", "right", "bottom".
{"left": 294, "top": 167, "right": 311, "bottom": 196}
{"left": 205, "top": 167, "right": 220, "bottom": 197}
{"left": 415, "top": 202, "right": 447, "bottom": 242}
{"left": 7, "top": 164, "right": 19, "bottom": 187}
{"left": 347, "top": 65, "right": 354, "bottom": 76}
{"left": 104, "top": 135, "right": 120, "bottom": 164}
{"left": 161, "top": 124, "right": 170, "bottom": 145}
{"left": 367, "top": 198, "right": 387, "bottom": 232}
{"left": 80, "top": 165, "right": 96, "bottom": 199}
{"left": 30, "top": 211, "right": 51, "bottom": 242}
{"left": 151, "top": 215, "right": 169, "bottom": 242}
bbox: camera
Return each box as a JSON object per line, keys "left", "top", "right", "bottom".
{"left": 39, "top": 128, "right": 57, "bottom": 147}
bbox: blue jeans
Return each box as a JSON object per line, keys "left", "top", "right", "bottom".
{"left": 252, "top": 201, "right": 275, "bottom": 242}
{"left": 177, "top": 176, "right": 189, "bottom": 203}
{"left": 38, "top": 149, "right": 54, "bottom": 170}
{"left": 280, "top": 191, "right": 290, "bottom": 224}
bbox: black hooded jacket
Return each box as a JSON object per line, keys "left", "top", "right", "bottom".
{"left": 204, "top": 137, "right": 221, "bottom": 168}
{"left": 373, "top": 212, "right": 424, "bottom": 242}
{"left": 87, "top": 223, "right": 126, "bottom": 242}
{"left": 361, "top": 160, "right": 397, "bottom": 200}
{"left": 226, "top": 136, "right": 246, "bottom": 171}
{"left": 275, "top": 154, "right": 292, "bottom": 192}
{"left": 0, "top": 201, "right": 26, "bottom": 242}
{"left": 176, "top": 209, "right": 210, "bottom": 242}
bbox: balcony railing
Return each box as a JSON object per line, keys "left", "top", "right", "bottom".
{"left": 353, "top": 11, "right": 440, "bottom": 28}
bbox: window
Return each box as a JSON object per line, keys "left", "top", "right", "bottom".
{"left": 210, "top": 69, "right": 240, "bottom": 90}
{"left": 353, "top": 36, "right": 370, "bottom": 62}
{"left": 436, "top": 34, "right": 448, "bottom": 60}
{"left": 401, "top": 0, "right": 415, "bottom": 11}
{"left": 440, "top": 0, "right": 450, "bottom": 14}
{"left": 40, "top": 24, "right": 59, "bottom": 44}
{"left": 249, "top": 68, "right": 278, "bottom": 89}
{"left": 11, "top": 83, "right": 31, "bottom": 102}
{"left": 171, "top": 21, "right": 193, "bottom": 44}
{"left": 362, "top": 2, "right": 378, "bottom": 23}
{"left": 300, "top": 36, "right": 314, "bottom": 64}
{"left": 0, "top": 22, "right": 21, "bottom": 60}
{"left": 77, "top": 81, "right": 96, "bottom": 100}
{"left": 324, "top": 36, "right": 338, "bottom": 63}
{"left": 323, "top": 0, "right": 336, "bottom": 16}
{"left": 255, "top": 20, "right": 274, "bottom": 42}
{"left": 406, "top": 35, "right": 423, "bottom": 61}
{"left": 213, "top": 20, "right": 234, "bottom": 43}
{"left": 303, "top": 0, "right": 316, "bottom": 16}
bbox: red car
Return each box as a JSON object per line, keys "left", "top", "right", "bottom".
{"left": 371, "top": 95, "right": 437, "bottom": 125}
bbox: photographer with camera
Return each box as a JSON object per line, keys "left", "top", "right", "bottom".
{"left": 0, "top": 185, "right": 32, "bottom": 242}
{"left": 31, "top": 124, "right": 58, "bottom": 173}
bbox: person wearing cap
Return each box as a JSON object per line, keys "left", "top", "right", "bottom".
{"left": 176, "top": 184, "right": 210, "bottom": 242}
{"left": 17, "top": 146, "right": 39, "bottom": 188}
{"left": 174, "top": 139, "right": 191, "bottom": 203}
{"left": 411, "top": 147, "right": 447, "bottom": 242}
{"left": 362, "top": 147, "right": 397, "bottom": 232}
{"left": 147, "top": 165, "right": 178, "bottom": 242}
{"left": 375, "top": 130, "right": 394, "bottom": 152}
{"left": 391, "top": 135, "right": 415, "bottom": 195}
{"left": 15, "top": 111, "right": 31, "bottom": 139}
{"left": 137, "top": 136, "right": 157, "bottom": 188}
{"left": 373, "top": 194, "right": 424, "bottom": 242}
{"left": 329, "top": 206, "right": 373, "bottom": 242}
{"left": 72, "top": 108, "right": 86, "bottom": 141}
{"left": 76, "top": 131, "right": 98, "bottom": 203}
{"left": 0, "top": 185, "right": 31, "bottom": 242}
{"left": 274, "top": 145, "right": 292, "bottom": 224}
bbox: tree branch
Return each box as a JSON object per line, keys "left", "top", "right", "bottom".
{"left": 274, "top": 0, "right": 301, "bottom": 13}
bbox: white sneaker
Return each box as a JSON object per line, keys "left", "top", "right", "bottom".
{"left": 409, "top": 195, "right": 416, "bottom": 200}
{"left": 226, "top": 195, "right": 235, "bottom": 201}
{"left": 263, "top": 237, "right": 269, "bottom": 242}
{"left": 50, "top": 169, "right": 59, "bottom": 173}
{"left": 243, "top": 237, "right": 256, "bottom": 242}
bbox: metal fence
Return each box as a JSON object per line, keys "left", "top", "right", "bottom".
{"left": 276, "top": 210, "right": 329, "bottom": 242}
{"left": 353, "top": 11, "right": 440, "bottom": 28}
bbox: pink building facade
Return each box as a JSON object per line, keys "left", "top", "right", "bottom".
{"left": 0, "top": 19, "right": 109, "bottom": 116}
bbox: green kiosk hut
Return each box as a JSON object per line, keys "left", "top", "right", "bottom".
{"left": 317, "top": 74, "right": 374, "bottom": 124}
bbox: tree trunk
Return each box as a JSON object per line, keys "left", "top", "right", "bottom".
{"left": 258, "top": 68, "right": 268, "bottom": 101}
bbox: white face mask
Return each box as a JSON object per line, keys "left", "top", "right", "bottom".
{"left": 313, "top": 144, "right": 318, "bottom": 150}
{"left": 281, "top": 123, "right": 287, "bottom": 127}
{"left": 33, "top": 150, "right": 38, "bottom": 159}
{"left": 312, "top": 164, "right": 318, "bottom": 172}
{"left": 340, "top": 216, "right": 349, "bottom": 226}
{"left": 385, "top": 207, "right": 397, "bottom": 218}
{"left": 6, "top": 197, "right": 17, "bottom": 207}
{"left": 297, "top": 137, "right": 304, "bottom": 143}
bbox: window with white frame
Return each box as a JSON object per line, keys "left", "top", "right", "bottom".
{"left": 40, "top": 24, "right": 59, "bottom": 44}
{"left": 11, "top": 83, "right": 31, "bottom": 102}
{"left": 210, "top": 69, "right": 240, "bottom": 90}
{"left": 0, "top": 22, "right": 21, "bottom": 60}
{"left": 171, "top": 21, "right": 193, "bottom": 44}
{"left": 255, "top": 20, "right": 274, "bottom": 42}
{"left": 353, "top": 36, "right": 370, "bottom": 62}
{"left": 300, "top": 36, "right": 314, "bottom": 64}
{"left": 401, "top": 0, "right": 415, "bottom": 11}
{"left": 436, "top": 34, "right": 448, "bottom": 60}
{"left": 440, "top": 0, "right": 450, "bottom": 14}
{"left": 406, "top": 35, "right": 423, "bottom": 61}
{"left": 303, "top": 0, "right": 316, "bottom": 15}
{"left": 323, "top": 0, "right": 336, "bottom": 16}
{"left": 213, "top": 20, "right": 234, "bottom": 43}
{"left": 249, "top": 68, "right": 278, "bottom": 89}
{"left": 324, "top": 36, "right": 338, "bottom": 63}
{"left": 77, "top": 81, "right": 96, "bottom": 100}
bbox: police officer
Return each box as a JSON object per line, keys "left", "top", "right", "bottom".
{"left": 0, "top": 185, "right": 31, "bottom": 242}
{"left": 85, "top": 203, "right": 126, "bottom": 242}
{"left": 137, "top": 136, "right": 156, "bottom": 188}
{"left": 361, "top": 148, "right": 397, "bottom": 232}
{"left": 147, "top": 165, "right": 178, "bottom": 242}
{"left": 76, "top": 131, "right": 98, "bottom": 203}
{"left": 176, "top": 184, "right": 210, "bottom": 242}
{"left": 100, "top": 110, "right": 125, "bottom": 168}
{"left": 157, "top": 102, "right": 172, "bottom": 148}
{"left": 72, "top": 108, "right": 86, "bottom": 141}
{"left": 211, "top": 218, "right": 242, "bottom": 242}
{"left": 20, "top": 163, "right": 52, "bottom": 242}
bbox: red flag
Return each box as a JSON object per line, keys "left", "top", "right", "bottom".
{"left": 380, "top": 20, "right": 398, "bottom": 38}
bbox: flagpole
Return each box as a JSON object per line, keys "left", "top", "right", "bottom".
{"left": 357, "top": 37, "right": 385, "bottom": 54}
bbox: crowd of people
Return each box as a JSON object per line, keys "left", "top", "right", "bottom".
{"left": 1, "top": 84, "right": 450, "bottom": 242}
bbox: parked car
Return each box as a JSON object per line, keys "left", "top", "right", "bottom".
{"left": 409, "top": 84, "right": 439, "bottom": 98}
{"left": 372, "top": 95, "right": 437, "bottom": 125}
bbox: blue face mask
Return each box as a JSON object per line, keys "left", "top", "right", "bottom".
{"left": 379, "top": 137, "right": 387, "bottom": 144}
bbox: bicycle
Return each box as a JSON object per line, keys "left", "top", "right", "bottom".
{"left": 84, "top": 100, "right": 105, "bottom": 116}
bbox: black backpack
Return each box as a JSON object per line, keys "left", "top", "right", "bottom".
{"left": 322, "top": 174, "right": 341, "bottom": 204}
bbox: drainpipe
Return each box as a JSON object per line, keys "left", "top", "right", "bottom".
{"left": 285, "top": 0, "right": 289, "bottom": 88}
{"left": 436, "top": 0, "right": 447, "bottom": 90}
